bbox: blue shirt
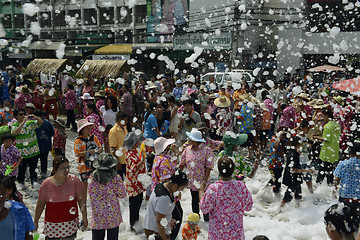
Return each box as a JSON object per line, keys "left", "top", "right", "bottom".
{"left": 238, "top": 103, "right": 254, "bottom": 133}
{"left": 35, "top": 119, "right": 55, "bottom": 152}
{"left": 8, "top": 200, "right": 36, "bottom": 240}
{"left": 0, "top": 208, "right": 14, "bottom": 240}
{"left": 172, "top": 87, "right": 183, "bottom": 101}
{"left": 143, "top": 113, "right": 158, "bottom": 140}
{"left": 334, "top": 157, "right": 360, "bottom": 199}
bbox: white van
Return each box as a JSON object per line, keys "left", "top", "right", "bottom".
{"left": 200, "top": 70, "right": 254, "bottom": 88}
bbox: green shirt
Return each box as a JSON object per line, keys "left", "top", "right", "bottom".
{"left": 219, "top": 151, "right": 252, "bottom": 178}
{"left": 11, "top": 120, "right": 40, "bottom": 159}
{"left": 319, "top": 121, "right": 341, "bottom": 163}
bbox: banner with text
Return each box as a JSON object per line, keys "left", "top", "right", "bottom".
{"left": 174, "top": 33, "right": 232, "bottom": 50}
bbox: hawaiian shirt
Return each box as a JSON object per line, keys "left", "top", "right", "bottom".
{"left": 334, "top": 157, "right": 360, "bottom": 199}
{"left": 0, "top": 109, "right": 13, "bottom": 126}
{"left": 74, "top": 135, "right": 101, "bottom": 174}
{"left": 216, "top": 108, "right": 233, "bottom": 137}
{"left": 279, "top": 105, "right": 296, "bottom": 129}
{"left": 180, "top": 144, "right": 214, "bottom": 191}
{"left": 15, "top": 93, "right": 32, "bottom": 109}
{"left": 237, "top": 103, "right": 254, "bottom": 134}
{"left": 86, "top": 113, "right": 105, "bottom": 145}
{"left": 64, "top": 89, "right": 76, "bottom": 110}
{"left": 125, "top": 149, "right": 146, "bottom": 197}
{"left": 120, "top": 91, "right": 133, "bottom": 117}
{"left": 232, "top": 90, "right": 246, "bottom": 110}
{"left": 151, "top": 154, "right": 177, "bottom": 191}
{"left": 198, "top": 92, "right": 209, "bottom": 113}
{"left": 0, "top": 144, "right": 21, "bottom": 176}
{"left": 11, "top": 120, "right": 40, "bottom": 159}
{"left": 261, "top": 109, "right": 271, "bottom": 130}
{"left": 219, "top": 151, "right": 252, "bottom": 178}
{"left": 172, "top": 87, "right": 183, "bottom": 101}
{"left": 96, "top": 99, "right": 105, "bottom": 113}
{"left": 267, "top": 137, "right": 286, "bottom": 169}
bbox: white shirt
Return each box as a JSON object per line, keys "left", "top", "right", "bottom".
{"left": 100, "top": 105, "right": 118, "bottom": 127}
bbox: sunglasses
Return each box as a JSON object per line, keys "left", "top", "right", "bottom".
{"left": 18, "top": 113, "right": 25, "bottom": 116}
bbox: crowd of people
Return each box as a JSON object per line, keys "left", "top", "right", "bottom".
{"left": 1, "top": 65, "right": 360, "bottom": 240}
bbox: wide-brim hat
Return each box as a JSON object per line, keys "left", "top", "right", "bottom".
{"left": 80, "top": 93, "right": 94, "bottom": 100}
{"left": 313, "top": 99, "right": 328, "bottom": 109}
{"left": 186, "top": 75, "right": 196, "bottom": 83}
{"left": 250, "top": 96, "right": 261, "bottom": 105}
{"left": 53, "top": 119, "right": 66, "bottom": 129}
{"left": 123, "top": 131, "right": 144, "bottom": 150}
{"left": 195, "top": 122, "right": 208, "bottom": 131}
{"left": 214, "top": 96, "right": 231, "bottom": 108}
{"left": 222, "top": 133, "right": 248, "bottom": 146}
{"left": 200, "top": 85, "right": 206, "bottom": 90}
{"left": 147, "top": 83, "right": 157, "bottom": 89}
{"left": 93, "top": 153, "right": 118, "bottom": 170}
{"left": 238, "top": 93, "right": 251, "bottom": 101}
{"left": 77, "top": 119, "right": 95, "bottom": 132}
{"left": 25, "top": 103, "right": 36, "bottom": 109}
{"left": 95, "top": 90, "right": 106, "bottom": 97}
{"left": 296, "top": 92, "right": 310, "bottom": 101}
{"left": 154, "top": 137, "right": 175, "bottom": 155}
{"left": 333, "top": 96, "right": 344, "bottom": 106}
{"left": 208, "top": 93, "right": 216, "bottom": 99}
{"left": 186, "top": 128, "right": 206, "bottom": 143}
{"left": 307, "top": 99, "right": 318, "bottom": 106}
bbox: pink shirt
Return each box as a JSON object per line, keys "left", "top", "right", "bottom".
{"left": 88, "top": 175, "right": 126, "bottom": 230}
{"left": 180, "top": 144, "right": 214, "bottom": 191}
{"left": 151, "top": 154, "right": 177, "bottom": 191}
{"left": 86, "top": 113, "right": 105, "bottom": 145}
{"left": 279, "top": 105, "right": 296, "bottom": 129}
{"left": 200, "top": 180, "right": 253, "bottom": 240}
{"left": 64, "top": 89, "right": 76, "bottom": 110}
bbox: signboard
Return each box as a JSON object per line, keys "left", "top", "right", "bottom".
{"left": 174, "top": 33, "right": 232, "bottom": 50}
{"left": 76, "top": 33, "right": 108, "bottom": 44}
{"left": 8, "top": 52, "right": 32, "bottom": 59}
{"left": 92, "top": 55, "right": 130, "bottom": 60}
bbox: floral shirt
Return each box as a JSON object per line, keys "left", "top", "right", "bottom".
{"left": 0, "top": 109, "right": 13, "bottom": 126}
{"left": 33, "top": 91, "right": 44, "bottom": 110}
{"left": 237, "top": 103, "right": 254, "bottom": 133}
{"left": 261, "top": 109, "right": 271, "bottom": 130}
{"left": 151, "top": 154, "right": 177, "bottom": 191}
{"left": 88, "top": 175, "right": 126, "bottom": 230}
{"left": 120, "top": 91, "right": 133, "bottom": 117}
{"left": 64, "top": 89, "right": 76, "bottom": 110}
{"left": 219, "top": 151, "right": 252, "bottom": 178}
{"left": 96, "top": 99, "right": 105, "bottom": 113}
{"left": 232, "top": 90, "right": 246, "bottom": 110}
{"left": 182, "top": 138, "right": 223, "bottom": 152}
{"left": 198, "top": 93, "right": 209, "bottom": 113}
{"left": 182, "top": 223, "right": 200, "bottom": 240}
{"left": 11, "top": 120, "right": 40, "bottom": 159}
{"left": 0, "top": 144, "right": 21, "bottom": 176}
{"left": 53, "top": 128, "right": 66, "bottom": 153}
{"left": 172, "top": 87, "right": 183, "bottom": 101}
{"left": 15, "top": 93, "right": 32, "bottom": 109}
{"left": 216, "top": 108, "right": 233, "bottom": 137}
{"left": 74, "top": 135, "right": 101, "bottom": 174}
{"left": 125, "top": 149, "right": 146, "bottom": 197}
{"left": 86, "top": 113, "right": 105, "bottom": 145}
{"left": 279, "top": 105, "right": 296, "bottom": 129}
{"left": 180, "top": 144, "right": 214, "bottom": 191}
{"left": 200, "top": 180, "right": 253, "bottom": 240}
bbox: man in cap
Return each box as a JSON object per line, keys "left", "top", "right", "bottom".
{"left": 179, "top": 99, "right": 201, "bottom": 144}
{"left": 173, "top": 79, "right": 183, "bottom": 101}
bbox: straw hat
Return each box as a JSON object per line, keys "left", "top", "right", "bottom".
{"left": 238, "top": 93, "right": 251, "bottom": 101}
{"left": 313, "top": 99, "right": 328, "bottom": 109}
{"left": 186, "top": 128, "right": 206, "bottom": 143}
{"left": 307, "top": 99, "right": 318, "bottom": 106}
{"left": 95, "top": 90, "right": 106, "bottom": 97}
{"left": 80, "top": 93, "right": 94, "bottom": 100}
{"left": 195, "top": 122, "right": 208, "bottom": 131}
{"left": 25, "top": 103, "right": 36, "bottom": 109}
{"left": 200, "top": 85, "right": 206, "bottom": 90}
{"left": 147, "top": 83, "right": 157, "bottom": 89}
{"left": 154, "top": 137, "right": 176, "bottom": 155}
{"left": 77, "top": 119, "right": 95, "bottom": 132}
{"left": 296, "top": 93, "right": 310, "bottom": 101}
{"left": 214, "top": 96, "right": 231, "bottom": 108}
{"left": 208, "top": 93, "right": 216, "bottom": 99}
{"left": 250, "top": 96, "right": 261, "bottom": 105}
{"left": 333, "top": 96, "right": 344, "bottom": 106}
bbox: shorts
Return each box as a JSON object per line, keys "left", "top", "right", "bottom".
{"left": 241, "top": 132, "right": 254, "bottom": 147}
{"left": 301, "top": 164, "right": 312, "bottom": 181}
{"left": 79, "top": 171, "right": 93, "bottom": 182}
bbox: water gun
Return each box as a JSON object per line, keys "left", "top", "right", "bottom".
{"left": 5, "top": 163, "right": 17, "bottom": 176}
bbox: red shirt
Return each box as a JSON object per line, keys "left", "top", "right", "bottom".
{"left": 125, "top": 149, "right": 146, "bottom": 197}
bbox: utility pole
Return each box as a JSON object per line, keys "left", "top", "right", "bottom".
{"left": 230, "top": 0, "right": 240, "bottom": 70}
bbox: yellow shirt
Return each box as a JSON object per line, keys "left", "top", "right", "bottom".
{"left": 108, "top": 123, "right": 128, "bottom": 165}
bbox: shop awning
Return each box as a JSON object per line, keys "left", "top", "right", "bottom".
{"left": 76, "top": 60, "right": 129, "bottom": 78}
{"left": 132, "top": 43, "right": 173, "bottom": 49}
{"left": 30, "top": 41, "right": 65, "bottom": 51}
{"left": 94, "top": 44, "right": 133, "bottom": 55}
{"left": 25, "top": 58, "right": 73, "bottom": 75}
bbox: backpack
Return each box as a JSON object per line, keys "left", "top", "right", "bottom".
{"left": 77, "top": 135, "right": 98, "bottom": 169}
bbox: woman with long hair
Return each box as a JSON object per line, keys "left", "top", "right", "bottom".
{"left": 86, "top": 102, "right": 106, "bottom": 145}
{"left": 100, "top": 95, "right": 119, "bottom": 127}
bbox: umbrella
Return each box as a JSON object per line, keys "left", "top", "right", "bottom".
{"left": 332, "top": 77, "right": 360, "bottom": 93}
{"left": 307, "top": 65, "right": 346, "bottom": 72}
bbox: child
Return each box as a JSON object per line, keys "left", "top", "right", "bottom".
{"left": 281, "top": 136, "right": 313, "bottom": 207}
{"left": 182, "top": 213, "right": 201, "bottom": 240}
{"left": 52, "top": 120, "right": 67, "bottom": 156}
{"left": 0, "top": 132, "right": 22, "bottom": 177}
